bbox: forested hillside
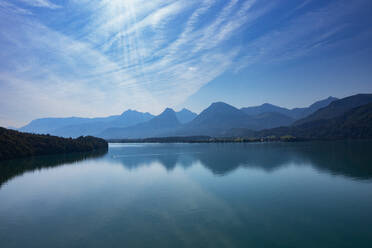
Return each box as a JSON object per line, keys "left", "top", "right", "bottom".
{"left": 0, "top": 127, "right": 108, "bottom": 160}
{"left": 257, "top": 103, "right": 372, "bottom": 139}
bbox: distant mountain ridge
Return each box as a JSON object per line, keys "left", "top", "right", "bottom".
{"left": 52, "top": 110, "right": 155, "bottom": 138}
{"left": 294, "top": 94, "right": 372, "bottom": 125}
{"left": 99, "top": 102, "right": 300, "bottom": 138}
{"left": 228, "top": 94, "right": 372, "bottom": 139}
{"left": 241, "top": 103, "right": 291, "bottom": 116}
{"left": 18, "top": 95, "right": 351, "bottom": 139}
{"left": 256, "top": 101, "right": 372, "bottom": 139}
{"left": 241, "top": 97, "right": 338, "bottom": 119}
{"left": 19, "top": 108, "right": 197, "bottom": 138}
{"left": 100, "top": 108, "right": 181, "bottom": 139}
{"left": 174, "top": 102, "right": 255, "bottom": 137}
{"left": 175, "top": 108, "right": 197, "bottom": 124}
{"left": 19, "top": 117, "right": 93, "bottom": 134}
{"left": 19, "top": 110, "right": 154, "bottom": 138}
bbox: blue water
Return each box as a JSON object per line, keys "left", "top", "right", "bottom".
{"left": 1, "top": 141, "right": 372, "bottom": 247}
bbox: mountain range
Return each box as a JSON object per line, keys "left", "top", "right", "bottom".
{"left": 19, "top": 109, "right": 197, "bottom": 138}
{"left": 228, "top": 94, "right": 372, "bottom": 139}
{"left": 240, "top": 96, "right": 338, "bottom": 119}
{"left": 99, "top": 108, "right": 182, "bottom": 139}
{"left": 18, "top": 95, "right": 350, "bottom": 139}
{"left": 293, "top": 94, "right": 372, "bottom": 125}
{"left": 256, "top": 101, "right": 372, "bottom": 139}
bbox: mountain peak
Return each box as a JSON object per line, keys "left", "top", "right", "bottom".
{"left": 176, "top": 108, "right": 197, "bottom": 124}
{"left": 121, "top": 109, "right": 137, "bottom": 115}
{"left": 208, "top": 102, "right": 237, "bottom": 110}
{"left": 155, "top": 108, "right": 178, "bottom": 121}
{"left": 145, "top": 107, "right": 180, "bottom": 129}
{"left": 203, "top": 102, "right": 242, "bottom": 117}
{"left": 294, "top": 93, "right": 372, "bottom": 125}
{"left": 179, "top": 108, "right": 192, "bottom": 113}
{"left": 187, "top": 101, "right": 248, "bottom": 129}
{"left": 308, "top": 96, "right": 338, "bottom": 109}
{"left": 100, "top": 107, "right": 180, "bottom": 139}
{"left": 261, "top": 103, "right": 274, "bottom": 107}
{"left": 161, "top": 108, "right": 176, "bottom": 115}
{"left": 241, "top": 103, "right": 289, "bottom": 117}
{"left": 211, "top": 101, "right": 230, "bottom": 106}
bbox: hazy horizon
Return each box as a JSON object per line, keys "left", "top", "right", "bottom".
{"left": 1, "top": 0, "right": 372, "bottom": 127}
{"left": 3, "top": 94, "right": 344, "bottom": 128}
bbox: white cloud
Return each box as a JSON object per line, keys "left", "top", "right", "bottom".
{"left": 0, "top": 0, "right": 370, "bottom": 127}
{"left": 0, "top": 1, "right": 32, "bottom": 15}
{"left": 17, "top": 0, "right": 61, "bottom": 9}
{"left": 0, "top": 11, "right": 164, "bottom": 126}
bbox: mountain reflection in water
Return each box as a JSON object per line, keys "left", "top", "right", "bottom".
{"left": 1, "top": 141, "right": 371, "bottom": 189}
{"left": 108, "top": 141, "right": 372, "bottom": 180}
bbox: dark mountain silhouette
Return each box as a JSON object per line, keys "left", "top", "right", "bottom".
{"left": 175, "top": 108, "right": 197, "bottom": 123}
{"left": 250, "top": 112, "right": 295, "bottom": 129}
{"left": 107, "top": 110, "right": 154, "bottom": 126}
{"left": 19, "top": 110, "right": 154, "bottom": 138}
{"left": 173, "top": 102, "right": 256, "bottom": 136}
{"left": 241, "top": 103, "right": 291, "bottom": 116}
{"left": 294, "top": 94, "right": 372, "bottom": 125}
{"left": 257, "top": 102, "right": 372, "bottom": 139}
{"left": 241, "top": 96, "right": 338, "bottom": 120}
{"left": 99, "top": 108, "right": 181, "bottom": 139}
{"left": 172, "top": 102, "right": 296, "bottom": 137}
{"left": 292, "top": 96, "right": 338, "bottom": 119}
{"left": 18, "top": 94, "right": 370, "bottom": 140}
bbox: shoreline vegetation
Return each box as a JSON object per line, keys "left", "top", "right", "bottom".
{"left": 108, "top": 135, "right": 302, "bottom": 143}
{"left": 108, "top": 134, "right": 372, "bottom": 144}
{"left": 0, "top": 127, "right": 108, "bottom": 161}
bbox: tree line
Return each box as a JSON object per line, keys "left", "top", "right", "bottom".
{"left": 0, "top": 127, "right": 108, "bottom": 161}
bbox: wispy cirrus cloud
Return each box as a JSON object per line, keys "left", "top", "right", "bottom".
{"left": 0, "top": 1, "right": 32, "bottom": 15}
{"left": 17, "top": 0, "right": 61, "bottom": 9}
{"left": 235, "top": 0, "right": 372, "bottom": 71}
{"left": 0, "top": 0, "right": 371, "bottom": 127}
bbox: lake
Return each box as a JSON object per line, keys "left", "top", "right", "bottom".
{"left": 1, "top": 141, "right": 372, "bottom": 248}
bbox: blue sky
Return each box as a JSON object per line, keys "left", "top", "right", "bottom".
{"left": 0, "top": 0, "right": 371, "bottom": 127}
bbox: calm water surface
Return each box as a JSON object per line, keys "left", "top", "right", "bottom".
{"left": 1, "top": 141, "right": 372, "bottom": 248}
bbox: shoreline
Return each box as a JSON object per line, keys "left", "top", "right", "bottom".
{"left": 107, "top": 136, "right": 303, "bottom": 144}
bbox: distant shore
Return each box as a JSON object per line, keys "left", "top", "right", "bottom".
{"left": 107, "top": 135, "right": 302, "bottom": 144}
